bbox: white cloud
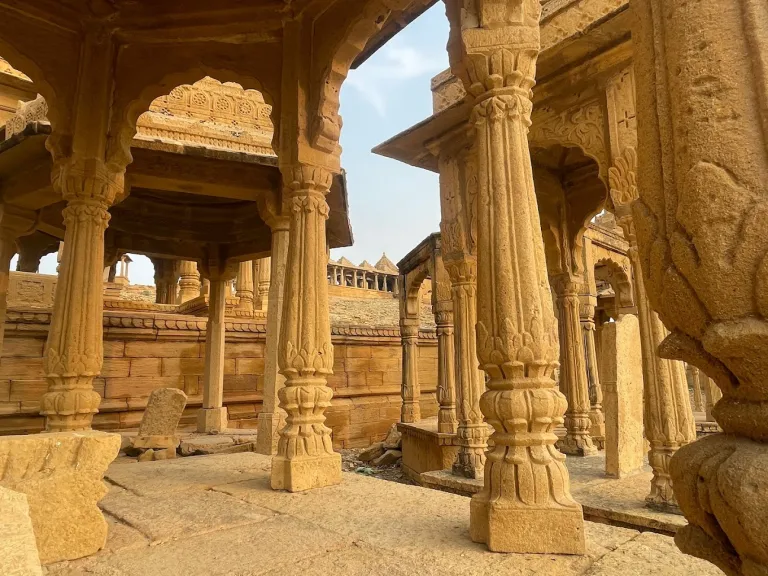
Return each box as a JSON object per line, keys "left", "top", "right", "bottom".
{"left": 346, "top": 43, "right": 445, "bottom": 116}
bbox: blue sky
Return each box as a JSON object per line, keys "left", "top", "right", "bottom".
{"left": 34, "top": 4, "right": 450, "bottom": 284}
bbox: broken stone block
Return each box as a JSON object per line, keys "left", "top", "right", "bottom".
{"left": 0, "top": 486, "right": 43, "bottom": 576}
{"left": 130, "top": 387, "right": 188, "bottom": 459}
{"left": 359, "top": 441, "right": 385, "bottom": 463}
{"left": 373, "top": 449, "right": 402, "bottom": 467}
{"left": 382, "top": 424, "right": 402, "bottom": 450}
{"left": 0, "top": 431, "right": 121, "bottom": 564}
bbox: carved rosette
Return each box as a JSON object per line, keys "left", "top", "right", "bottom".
{"left": 272, "top": 164, "right": 340, "bottom": 491}
{"left": 552, "top": 275, "right": 597, "bottom": 456}
{"left": 399, "top": 320, "right": 421, "bottom": 423}
{"left": 41, "top": 161, "right": 122, "bottom": 431}
{"left": 609, "top": 146, "right": 695, "bottom": 509}
{"left": 447, "top": 0, "right": 585, "bottom": 550}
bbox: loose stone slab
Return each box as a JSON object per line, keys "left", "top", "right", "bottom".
{"left": 0, "top": 486, "right": 43, "bottom": 576}
{"left": 129, "top": 387, "right": 187, "bottom": 459}
{"left": 100, "top": 486, "right": 275, "bottom": 544}
{"left": 0, "top": 431, "right": 120, "bottom": 564}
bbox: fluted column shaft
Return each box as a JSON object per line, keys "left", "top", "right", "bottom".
{"left": 236, "top": 260, "right": 255, "bottom": 313}
{"left": 256, "top": 226, "right": 289, "bottom": 455}
{"left": 271, "top": 165, "right": 340, "bottom": 492}
{"left": 178, "top": 261, "right": 201, "bottom": 304}
{"left": 41, "top": 163, "right": 122, "bottom": 431}
{"left": 446, "top": 0, "right": 584, "bottom": 553}
{"left": 446, "top": 258, "right": 487, "bottom": 479}
{"left": 553, "top": 276, "right": 597, "bottom": 456}
{"left": 435, "top": 305, "right": 457, "bottom": 434}
{"left": 256, "top": 256, "right": 271, "bottom": 310}
{"left": 400, "top": 320, "right": 420, "bottom": 423}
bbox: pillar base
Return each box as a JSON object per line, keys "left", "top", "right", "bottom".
{"left": 197, "top": 407, "right": 228, "bottom": 434}
{"left": 470, "top": 495, "right": 585, "bottom": 554}
{"left": 557, "top": 434, "right": 598, "bottom": 457}
{"left": 452, "top": 453, "right": 485, "bottom": 480}
{"left": 254, "top": 412, "right": 285, "bottom": 456}
{"left": 270, "top": 451, "right": 342, "bottom": 492}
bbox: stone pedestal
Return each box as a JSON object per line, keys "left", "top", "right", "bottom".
{"left": 601, "top": 317, "right": 645, "bottom": 479}
{"left": 0, "top": 431, "right": 120, "bottom": 564}
{"left": 130, "top": 387, "right": 187, "bottom": 459}
{"left": 397, "top": 420, "right": 460, "bottom": 483}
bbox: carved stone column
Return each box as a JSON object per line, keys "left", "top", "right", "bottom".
{"left": 41, "top": 160, "right": 123, "bottom": 431}
{"left": 256, "top": 222, "right": 289, "bottom": 455}
{"left": 609, "top": 149, "right": 696, "bottom": 510}
{"left": 399, "top": 319, "right": 420, "bottom": 423}
{"left": 631, "top": 3, "right": 768, "bottom": 571}
{"left": 271, "top": 165, "right": 340, "bottom": 492}
{"left": 255, "top": 257, "right": 271, "bottom": 310}
{"left": 236, "top": 260, "right": 254, "bottom": 313}
{"left": 177, "top": 261, "right": 201, "bottom": 304}
{"left": 446, "top": 0, "right": 584, "bottom": 553}
{"left": 446, "top": 257, "right": 487, "bottom": 479}
{"left": 582, "top": 304, "right": 605, "bottom": 449}
{"left": 0, "top": 206, "right": 36, "bottom": 356}
{"left": 197, "top": 262, "right": 236, "bottom": 434}
{"left": 553, "top": 275, "right": 598, "bottom": 457}
{"left": 435, "top": 304, "right": 457, "bottom": 434}
{"left": 688, "top": 365, "right": 705, "bottom": 413}
{"left": 200, "top": 278, "right": 210, "bottom": 297}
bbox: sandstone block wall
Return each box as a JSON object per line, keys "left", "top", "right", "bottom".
{"left": 0, "top": 309, "right": 438, "bottom": 449}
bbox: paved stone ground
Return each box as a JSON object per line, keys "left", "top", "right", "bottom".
{"left": 44, "top": 453, "right": 723, "bottom": 576}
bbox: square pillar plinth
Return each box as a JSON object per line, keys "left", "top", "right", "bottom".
{"left": 470, "top": 497, "right": 585, "bottom": 554}
{"left": 270, "top": 452, "right": 342, "bottom": 492}
{"left": 197, "top": 407, "right": 228, "bottom": 434}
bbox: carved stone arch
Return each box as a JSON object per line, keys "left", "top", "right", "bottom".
{"left": 529, "top": 100, "right": 610, "bottom": 185}
{"left": 401, "top": 259, "right": 431, "bottom": 321}
{"left": 108, "top": 43, "right": 282, "bottom": 170}
{"left": 594, "top": 256, "right": 634, "bottom": 317}
{"left": 310, "top": 0, "right": 423, "bottom": 154}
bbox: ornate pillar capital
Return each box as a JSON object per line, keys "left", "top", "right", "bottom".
{"left": 52, "top": 157, "right": 126, "bottom": 209}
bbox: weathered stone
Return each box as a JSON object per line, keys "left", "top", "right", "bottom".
{"left": 0, "top": 431, "right": 120, "bottom": 564}
{"left": 129, "top": 387, "right": 187, "bottom": 458}
{"left": 601, "top": 317, "right": 645, "bottom": 479}
{"left": 372, "top": 449, "right": 401, "bottom": 467}
{"left": 359, "top": 441, "right": 385, "bottom": 463}
{"left": 0, "top": 486, "right": 43, "bottom": 576}
{"left": 382, "top": 424, "right": 402, "bottom": 450}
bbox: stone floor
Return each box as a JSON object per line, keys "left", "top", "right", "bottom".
{"left": 44, "top": 452, "right": 723, "bottom": 576}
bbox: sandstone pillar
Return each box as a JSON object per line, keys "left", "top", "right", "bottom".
{"left": 601, "top": 316, "right": 645, "bottom": 478}
{"left": 41, "top": 162, "right": 123, "bottom": 431}
{"left": 446, "top": 258, "right": 487, "bottom": 479}
{"left": 255, "top": 223, "right": 289, "bottom": 455}
{"left": 553, "top": 276, "right": 597, "bottom": 457}
{"left": 631, "top": 2, "right": 768, "bottom": 571}
{"left": 399, "top": 319, "right": 420, "bottom": 423}
{"left": 583, "top": 305, "right": 605, "bottom": 448}
{"left": 177, "top": 261, "right": 200, "bottom": 304}
{"left": 236, "top": 260, "right": 255, "bottom": 313}
{"left": 445, "top": 0, "right": 584, "bottom": 553}
{"left": 435, "top": 304, "right": 457, "bottom": 434}
{"left": 609, "top": 150, "right": 696, "bottom": 509}
{"left": 271, "top": 165, "right": 340, "bottom": 492}
{"left": 197, "top": 267, "right": 234, "bottom": 434}
{"left": 0, "top": 206, "right": 35, "bottom": 356}
{"left": 255, "top": 257, "right": 271, "bottom": 310}
{"left": 200, "top": 278, "right": 210, "bottom": 297}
